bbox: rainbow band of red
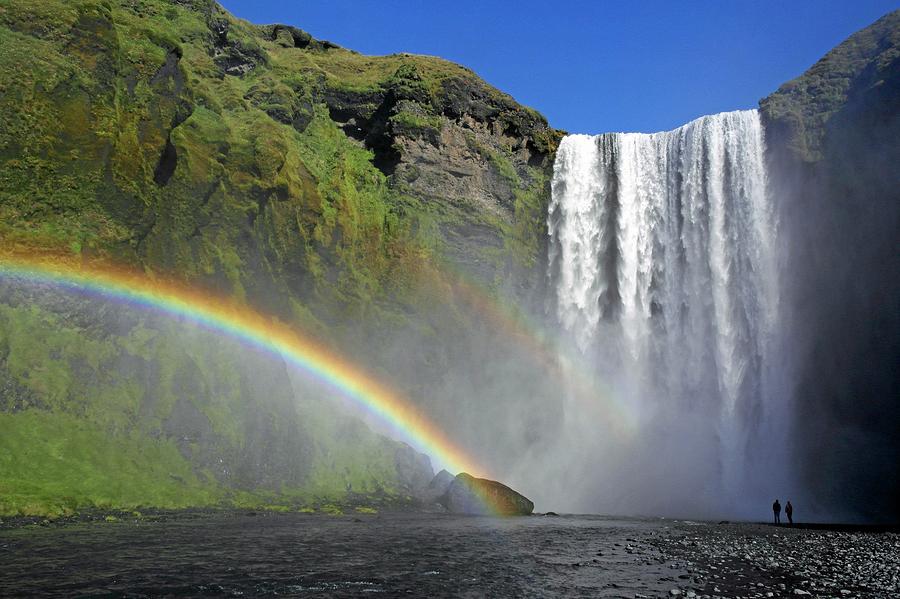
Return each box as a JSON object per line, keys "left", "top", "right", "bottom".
{"left": 0, "top": 255, "right": 485, "bottom": 478}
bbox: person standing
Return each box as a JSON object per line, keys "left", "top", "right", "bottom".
{"left": 772, "top": 499, "right": 781, "bottom": 524}
{"left": 785, "top": 501, "right": 793, "bottom": 526}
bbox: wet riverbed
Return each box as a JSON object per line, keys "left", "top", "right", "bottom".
{"left": 0, "top": 511, "right": 683, "bottom": 597}
{"left": 1, "top": 512, "right": 897, "bottom": 597}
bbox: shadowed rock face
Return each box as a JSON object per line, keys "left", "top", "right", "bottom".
{"left": 760, "top": 10, "right": 900, "bottom": 521}
{"left": 443, "top": 473, "right": 534, "bottom": 516}
{"left": 420, "top": 469, "right": 455, "bottom": 504}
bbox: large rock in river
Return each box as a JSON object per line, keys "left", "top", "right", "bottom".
{"left": 443, "top": 473, "right": 534, "bottom": 515}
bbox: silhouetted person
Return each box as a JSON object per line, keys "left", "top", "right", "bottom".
{"left": 785, "top": 501, "right": 793, "bottom": 526}
{"left": 772, "top": 499, "right": 781, "bottom": 524}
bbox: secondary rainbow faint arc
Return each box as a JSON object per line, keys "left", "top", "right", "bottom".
{"left": 431, "top": 259, "right": 637, "bottom": 435}
{"left": 0, "top": 255, "right": 485, "bottom": 478}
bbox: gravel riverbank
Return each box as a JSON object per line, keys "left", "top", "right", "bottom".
{"left": 649, "top": 521, "right": 900, "bottom": 599}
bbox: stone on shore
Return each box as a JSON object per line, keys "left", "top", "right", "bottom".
{"left": 442, "top": 473, "right": 534, "bottom": 515}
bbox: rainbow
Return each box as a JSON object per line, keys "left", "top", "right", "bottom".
{"left": 431, "top": 260, "right": 637, "bottom": 435}
{"left": 0, "top": 254, "right": 485, "bottom": 478}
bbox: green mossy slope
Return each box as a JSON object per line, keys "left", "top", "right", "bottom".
{"left": 0, "top": 0, "right": 561, "bottom": 515}
{"left": 0, "top": 294, "right": 409, "bottom": 516}
{"left": 0, "top": 410, "right": 220, "bottom": 516}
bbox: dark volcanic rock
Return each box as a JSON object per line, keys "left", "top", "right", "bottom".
{"left": 652, "top": 521, "right": 900, "bottom": 598}
{"left": 442, "top": 472, "right": 534, "bottom": 516}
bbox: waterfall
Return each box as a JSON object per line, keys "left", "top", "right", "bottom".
{"left": 547, "top": 110, "right": 781, "bottom": 515}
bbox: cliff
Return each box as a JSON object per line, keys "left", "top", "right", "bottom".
{"left": 759, "top": 10, "right": 900, "bottom": 521}
{"left": 760, "top": 10, "right": 899, "bottom": 164}
{"left": 0, "top": 0, "right": 562, "bottom": 515}
{"left": 0, "top": 0, "right": 560, "bottom": 297}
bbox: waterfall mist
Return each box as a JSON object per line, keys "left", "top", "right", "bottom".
{"left": 538, "top": 110, "right": 786, "bottom": 518}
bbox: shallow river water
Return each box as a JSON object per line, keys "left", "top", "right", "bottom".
{"left": 5, "top": 512, "right": 896, "bottom": 597}
{"left": 0, "top": 511, "right": 685, "bottom": 597}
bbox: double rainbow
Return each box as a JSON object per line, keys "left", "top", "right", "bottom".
{"left": 0, "top": 255, "right": 484, "bottom": 477}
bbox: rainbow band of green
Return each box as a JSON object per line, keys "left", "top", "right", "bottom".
{"left": 0, "top": 257, "right": 485, "bottom": 479}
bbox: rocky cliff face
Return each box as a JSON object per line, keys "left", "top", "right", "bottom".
{"left": 760, "top": 10, "right": 899, "bottom": 164}
{"left": 0, "top": 0, "right": 561, "bottom": 515}
{"left": 0, "top": 0, "right": 560, "bottom": 306}
{"left": 759, "top": 10, "right": 900, "bottom": 521}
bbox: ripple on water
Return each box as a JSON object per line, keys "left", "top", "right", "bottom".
{"left": 0, "top": 512, "right": 688, "bottom": 597}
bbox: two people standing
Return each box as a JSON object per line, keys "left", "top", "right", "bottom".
{"left": 772, "top": 499, "right": 793, "bottom": 525}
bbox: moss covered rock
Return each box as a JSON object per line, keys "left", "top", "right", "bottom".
{"left": 0, "top": 0, "right": 563, "bottom": 515}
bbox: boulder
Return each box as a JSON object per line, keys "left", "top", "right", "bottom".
{"left": 442, "top": 473, "right": 534, "bottom": 516}
{"left": 417, "top": 469, "right": 455, "bottom": 506}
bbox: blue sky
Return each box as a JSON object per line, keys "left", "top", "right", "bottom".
{"left": 219, "top": 1, "right": 897, "bottom": 134}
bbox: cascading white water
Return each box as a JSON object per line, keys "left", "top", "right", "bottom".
{"left": 547, "top": 110, "right": 782, "bottom": 516}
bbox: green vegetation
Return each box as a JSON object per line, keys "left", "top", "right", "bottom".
{"left": 390, "top": 110, "right": 443, "bottom": 134}
{"left": 760, "top": 10, "right": 900, "bottom": 162}
{"left": 0, "top": 297, "right": 409, "bottom": 516}
{"left": 0, "top": 410, "right": 219, "bottom": 517}
{"left": 0, "top": 0, "right": 561, "bottom": 516}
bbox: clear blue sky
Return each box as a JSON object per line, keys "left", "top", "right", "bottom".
{"left": 219, "top": 1, "right": 898, "bottom": 134}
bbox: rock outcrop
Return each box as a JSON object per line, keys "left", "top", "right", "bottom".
{"left": 394, "top": 444, "right": 434, "bottom": 496}
{"left": 416, "top": 469, "right": 455, "bottom": 507}
{"left": 442, "top": 473, "right": 534, "bottom": 516}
